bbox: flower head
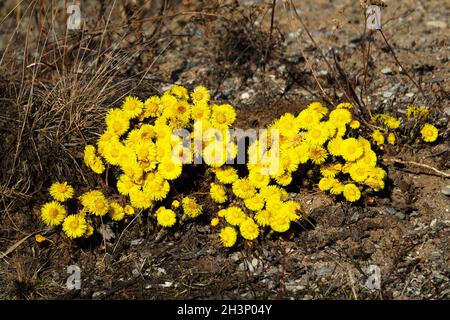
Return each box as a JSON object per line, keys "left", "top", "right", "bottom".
{"left": 420, "top": 124, "right": 438, "bottom": 142}
{"left": 155, "top": 207, "right": 177, "bottom": 227}
{"left": 62, "top": 215, "right": 87, "bottom": 239}
{"left": 219, "top": 226, "right": 237, "bottom": 247}
{"left": 41, "top": 201, "right": 67, "bottom": 226}
{"left": 49, "top": 181, "right": 74, "bottom": 202}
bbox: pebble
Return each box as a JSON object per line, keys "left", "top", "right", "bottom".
{"left": 395, "top": 212, "right": 406, "bottom": 220}
{"left": 160, "top": 281, "right": 173, "bottom": 288}
{"left": 92, "top": 291, "right": 106, "bottom": 299}
{"left": 441, "top": 185, "right": 450, "bottom": 196}
{"left": 426, "top": 21, "right": 447, "bottom": 29}
{"left": 240, "top": 92, "right": 250, "bottom": 100}
{"left": 381, "top": 67, "right": 393, "bottom": 75}
{"left": 132, "top": 269, "right": 140, "bottom": 278}
{"left": 444, "top": 107, "right": 450, "bottom": 116}
{"left": 405, "top": 92, "right": 415, "bottom": 98}
{"left": 130, "top": 238, "right": 144, "bottom": 246}
{"left": 316, "top": 267, "right": 333, "bottom": 276}
{"left": 383, "top": 207, "right": 398, "bottom": 215}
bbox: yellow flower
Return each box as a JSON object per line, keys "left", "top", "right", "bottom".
{"left": 296, "top": 108, "right": 321, "bottom": 129}
{"left": 307, "top": 101, "right": 329, "bottom": 115}
{"left": 41, "top": 201, "right": 67, "bottom": 226}
{"left": 341, "top": 138, "right": 364, "bottom": 161}
{"left": 274, "top": 172, "right": 292, "bottom": 186}
{"left": 239, "top": 218, "right": 259, "bottom": 241}
{"left": 214, "top": 166, "right": 239, "bottom": 184}
{"left": 88, "top": 157, "right": 105, "bottom": 174}
{"left": 122, "top": 96, "right": 143, "bottom": 119}
{"left": 211, "top": 104, "right": 236, "bottom": 128}
{"left": 248, "top": 169, "right": 270, "bottom": 189}
{"left": 35, "top": 234, "right": 47, "bottom": 243}
{"left": 206, "top": 217, "right": 218, "bottom": 228}
{"left": 210, "top": 183, "right": 228, "bottom": 203}
{"left": 84, "top": 224, "right": 94, "bottom": 237}
{"left": 141, "top": 96, "right": 160, "bottom": 120}
{"left": 309, "top": 145, "right": 328, "bottom": 165}
{"left": 49, "top": 181, "right": 74, "bottom": 202}
{"left": 83, "top": 145, "right": 96, "bottom": 165}
{"left": 171, "top": 84, "right": 189, "bottom": 100}
{"left": 327, "top": 137, "right": 343, "bottom": 156}
{"left": 371, "top": 129, "right": 385, "bottom": 146}
{"left": 254, "top": 210, "right": 271, "bottom": 227}
{"left": 318, "top": 177, "right": 334, "bottom": 191}
{"left": 343, "top": 183, "right": 361, "bottom": 202}
{"left": 348, "top": 162, "right": 369, "bottom": 182}
{"left": 305, "top": 123, "right": 330, "bottom": 146}
{"left": 259, "top": 185, "right": 283, "bottom": 202}
{"left": 329, "top": 108, "right": 352, "bottom": 125}
{"left": 80, "top": 190, "right": 109, "bottom": 216}
{"left": 219, "top": 226, "right": 237, "bottom": 247}
{"left": 406, "top": 105, "right": 429, "bottom": 119}
{"left": 117, "top": 174, "right": 139, "bottom": 196}
{"left": 224, "top": 206, "right": 247, "bottom": 226}
{"left": 349, "top": 120, "right": 360, "bottom": 129}
{"left": 182, "top": 196, "right": 202, "bottom": 218}
{"left": 387, "top": 132, "right": 396, "bottom": 145}
{"left": 232, "top": 178, "right": 256, "bottom": 199}
{"left": 129, "top": 188, "right": 153, "bottom": 209}
{"left": 158, "top": 157, "right": 183, "bottom": 180}
{"left": 336, "top": 102, "right": 353, "bottom": 109}
{"left": 102, "top": 140, "right": 126, "bottom": 165}
{"left": 202, "top": 141, "right": 227, "bottom": 167}
{"left": 320, "top": 164, "right": 339, "bottom": 178}
{"left": 269, "top": 211, "right": 291, "bottom": 233}
{"left": 191, "top": 86, "right": 210, "bottom": 104}
{"left": 191, "top": 102, "right": 211, "bottom": 122}
{"left": 155, "top": 207, "right": 176, "bottom": 227}
{"left": 105, "top": 108, "right": 130, "bottom": 136}
{"left": 109, "top": 202, "right": 125, "bottom": 221}
{"left": 62, "top": 215, "right": 87, "bottom": 239}
{"left": 329, "top": 179, "right": 345, "bottom": 195}
{"left": 420, "top": 124, "right": 438, "bottom": 142}
{"left": 124, "top": 205, "right": 135, "bottom": 216}
{"left": 171, "top": 200, "right": 180, "bottom": 209}
{"left": 143, "top": 175, "right": 170, "bottom": 201}
{"left": 244, "top": 194, "right": 265, "bottom": 211}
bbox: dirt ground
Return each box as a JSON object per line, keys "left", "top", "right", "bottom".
{"left": 0, "top": 0, "right": 449, "bottom": 299}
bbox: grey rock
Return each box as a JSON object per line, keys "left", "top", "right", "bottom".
{"left": 132, "top": 269, "right": 140, "bottom": 278}
{"left": 92, "top": 291, "right": 106, "bottom": 299}
{"left": 316, "top": 267, "right": 333, "bottom": 276}
{"left": 444, "top": 107, "right": 450, "bottom": 116}
{"left": 441, "top": 185, "right": 450, "bottom": 196}
{"left": 381, "top": 67, "right": 393, "bottom": 75}
{"left": 395, "top": 212, "right": 406, "bottom": 220}
{"left": 405, "top": 92, "right": 415, "bottom": 98}
{"left": 130, "top": 238, "right": 144, "bottom": 246}
{"left": 383, "top": 207, "right": 398, "bottom": 215}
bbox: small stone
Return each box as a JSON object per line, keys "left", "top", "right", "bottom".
{"left": 395, "top": 212, "right": 406, "bottom": 220}
{"left": 238, "top": 262, "right": 246, "bottom": 271}
{"left": 130, "top": 238, "right": 144, "bottom": 246}
{"left": 443, "top": 107, "right": 450, "bottom": 116}
{"left": 383, "top": 91, "right": 394, "bottom": 98}
{"left": 426, "top": 21, "right": 447, "bottom": 29}
{"left": 156, "top": 267, "right": 167, "bottom": 275}
{"left": 405, "top": 92, "right": 415, "bottom": 98}
{"left": 240, "top": 92, "right": 250, "bottom": 100}
{"left": 441, "top": 185, "right": 450, "bottom": 196}
{"left": 160, "top": 281, "right": 173, "bottom": 288}
{"left": 132, "top": 269, "right": 140, "bottom": 278}
{"left": 430, "top": 219, "right": 438, "bottom": 229}
{"left": 92, "top": 291, "right": 106, "bottom": 299}
{"left": 316, "top": 267, "right": 333, "bottom": 276}
{"left": 381, "top": 67, "right": 393, "bottom": 75}
{"left": 383, "top": 207, "right": 398, "bottom": 215}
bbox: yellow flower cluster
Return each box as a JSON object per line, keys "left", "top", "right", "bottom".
{"left": 40, "top": 86, "right": 390, "bottom": 247}
{"left": 41, "top": 181, "right": 136, "bottom": 239}
{"left": 370, "top": 113, "right": 401, "bottom": 147}
{"left": 209, "top": 102, "right": 387, "bottom": 247}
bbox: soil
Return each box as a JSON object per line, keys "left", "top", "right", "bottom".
{"left": 0, "top": 0, "right": 449, "bottom": 299}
